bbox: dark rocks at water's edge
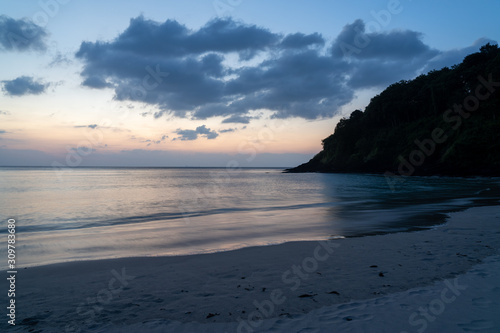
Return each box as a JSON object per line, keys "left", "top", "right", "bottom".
{"left": 286, "top": 43, "right": 500, "bottom": 177}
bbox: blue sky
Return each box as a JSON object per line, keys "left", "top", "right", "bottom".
{"left": 0, "top": 0, "right": 499, "bottom": 167}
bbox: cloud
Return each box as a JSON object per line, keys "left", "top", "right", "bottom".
{"left": 219, "top": 128, "right": 236, "bottom": 133}
{"left": 174, "top": 125, "right": 219, "bottom": 141}
{"left": 75, "top": 16, "right": 492, "bottom": 121}
{"left": 332, "top": 19, "right": 436, "bottom": 60}
{"left": 68, "top": 146, "right": 97, "bottom": 154}
{"left": 144, "top": 140, "right": 161, "bottom": 146}
{"left": 48, "top": 52, "right": 73, "bottom": 67}
{"left": 221, "top": 50, "right": 353, "bottom": 119}
{"left": 82, "top": 76, "right": 112, "bottom": 89}
{"left": 421, "top": 38, "right": 498, "bottom": 73}
{"left": 140, "top": 134, "right": 169, "bottom": 146}
{"left": 279, "top": 32, "right": 325, "bottom": 49}
{"left": 195, "top": 125, "right": 219, "bottom": 139}
{"left": 0, "top": 110, "right": 10, "bottom": 116}
{"left": 101, "top": 16, "right": 278, "bottom": 58}
{"left": 0, "top": 130, "right": 6, "bottom": 134}
{"left": 0, "top": 147, "right": 57, "bottom": 166}
{"left": 347, "top": 58, "right": 428, "bottom": 89}
{"left": 74, "top": 124, "right": 99, "bottom": 129}
{"left": 76, "top": 16, "right": 351, "bottom": 120}
{"left": 222, "top": 115, "right": 252, "bottom": 124}
{"left": 331, "top": 19, "right": 441, "bottom": 89}
{"left": 0, "top": 147, "right": 314, "bottom": 168}
{"left": 0, "top": 15, "right": 48, "bottom": 52}
{"left": 174, "top": 129, "right": 198, "bottom": 141}
{"left": 2, "top": 76, "right": 49, "bottom": 96}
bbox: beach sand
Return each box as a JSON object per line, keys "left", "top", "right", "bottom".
{"left": 6, "top": 206, "right": 500, "bottom": 332}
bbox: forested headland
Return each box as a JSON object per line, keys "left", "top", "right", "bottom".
{"left": 288, "top": 44, "right": 500, "bottom": 176}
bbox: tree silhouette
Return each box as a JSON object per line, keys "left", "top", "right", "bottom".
{"left": 288, "top": 44, "right": 500, "bottom": 176}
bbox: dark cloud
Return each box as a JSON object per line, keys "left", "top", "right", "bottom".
{"left": 331, "top": 19, "right": 444, "bottom": 89}
{"left": 174, "top": 129, "right": 198, "bottom": 141}
{"left": 279, "top": 32, "right": 325, "bottom": 49}
{"left": 188, "top": 18, "right": 279, "bottom": 59}
{"left": 2, "top": 76, "right": 49, "bottom": 96}
{"left": 174, "top": 125, "right": 219, "bottom": 141}
{"left": 0, "top": 130, "right": 6, "bottom": 134}
{"left": 222, "top": 115, "right": 252, "bottom": 124}
{"left": 76, "top": 16, "right": 348, "bottom": 120}
{"left": 221, "top": 50, "right": 353, "bottom": 119}
{"left": 104, "top": 16, "right": 278, "bottom": 58}
{"left": 0, "top": 15, "right": 48, "bottom": 52}
{"left": 75, "top": 16, "right": 486, "bottom": 122}
{"left": 219, "top": 128, "right": 236, "bottom": 133}
{"left": 332, "top": 19, "right": 437, "bottom": 60}
{"left": 0, "top": 110, "right": 10, "bottom": 116}
{"left": 195, "top": 125, "right": 218, "bottom": 139}
{"left": 82, "top": 76, "right": 112, "bottom": 89}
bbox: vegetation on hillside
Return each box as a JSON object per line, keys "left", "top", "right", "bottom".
{"left": 288, "top": 43, "right": 500, "bottom": 176}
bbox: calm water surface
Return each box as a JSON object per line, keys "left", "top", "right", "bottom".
{"left": 1, "top": 167, "right": 499, "bottom": 268}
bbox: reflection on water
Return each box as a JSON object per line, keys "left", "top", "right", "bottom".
{"left": 0, "top": 167, "right": 499, "bottom": 268}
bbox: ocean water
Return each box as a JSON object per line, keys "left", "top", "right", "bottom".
{"left": 0, "top": 167, "right": 499, "bottom": 269}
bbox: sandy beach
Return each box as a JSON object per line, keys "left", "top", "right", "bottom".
{"left": 6, "top": 205, "right": 500, "bottom": 332}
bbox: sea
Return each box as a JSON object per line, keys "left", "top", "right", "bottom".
{"left": 1, "top": 167, "right": 499, "bottom": 269}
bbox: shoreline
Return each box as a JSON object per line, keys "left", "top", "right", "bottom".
{"left": 8, "top": 198, "right": 499, "bottom": 271}
{"left": 284, "top": 166, "right": 500, "bottom": 177}
{"left": 7, "top": 205, "right": 500, "bottom": 332}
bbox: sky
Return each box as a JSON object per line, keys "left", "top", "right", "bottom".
{"left": 0, "top": 0, "right": 499, "bottom": 167}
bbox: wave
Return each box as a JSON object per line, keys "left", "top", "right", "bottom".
{"left": 6, "top": 202, "right": 340, "bottom": 233}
